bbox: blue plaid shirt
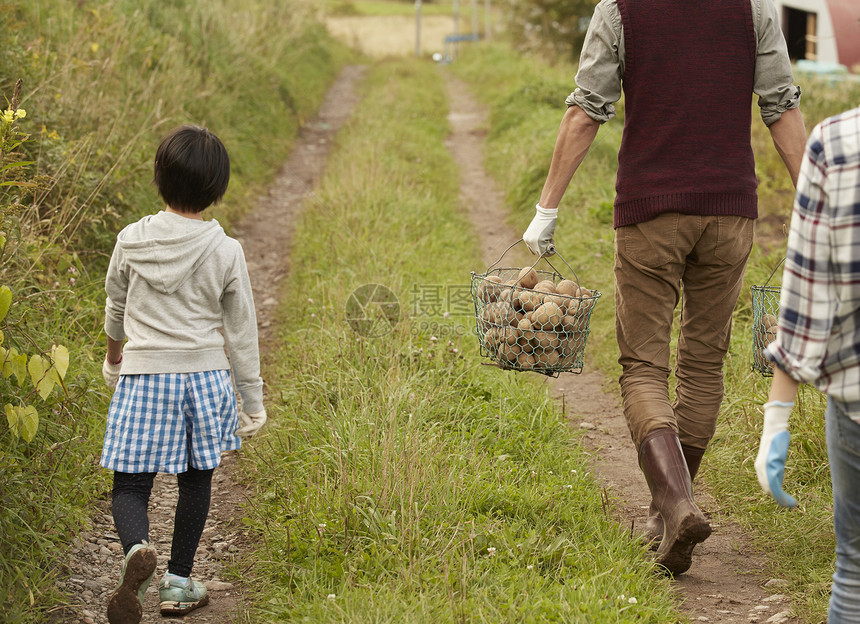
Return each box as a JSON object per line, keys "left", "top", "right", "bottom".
{"left": 766, "top": 107, "right": 860, "bottom": 404}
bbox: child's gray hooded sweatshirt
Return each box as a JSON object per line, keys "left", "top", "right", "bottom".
{"left": 104, "top": 211, "right": 263, "bottom": 413}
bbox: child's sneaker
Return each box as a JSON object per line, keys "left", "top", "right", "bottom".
{"left": 159, "top": 574, "right": 210, "bottom": 616}
{"left": 107, "top": 542, "right": 157, "bottom": 624}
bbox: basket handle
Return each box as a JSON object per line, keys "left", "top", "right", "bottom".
{"left": 484, "top": 238, "right": 526, "bottom": 273}
{"left": 763, "top": 257, "right": 786, "bottom": 288}
{"left": 484, "top": 239, "right": 581, "bottom": 292}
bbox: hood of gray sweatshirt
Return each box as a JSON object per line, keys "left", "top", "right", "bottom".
{"left": 116, "top": 212, "right": 226, "bottom": 295}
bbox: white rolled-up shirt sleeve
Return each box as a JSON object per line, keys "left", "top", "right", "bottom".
{"left": 754, "top": 0, "right": 802, "bottom": 126}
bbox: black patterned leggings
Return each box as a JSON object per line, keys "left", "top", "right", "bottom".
{"left": 111, "top": 466, "right": 213, "bottom": 578}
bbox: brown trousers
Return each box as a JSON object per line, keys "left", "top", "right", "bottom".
{"left": 614, "top": 213, "right": 754, "bottom": 451}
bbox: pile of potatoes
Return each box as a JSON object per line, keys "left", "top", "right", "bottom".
{"left": 753, "top": 312, "right": 778, "bottom": 372}
{"left": 474, "top": 266, "right": 598, "bottom": 372}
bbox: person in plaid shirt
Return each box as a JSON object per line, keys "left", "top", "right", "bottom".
{"left": 100, "top": 125, "right": 266, "bottom": 623}
{"left": 757, "top": 106, "right": 860, "bottom": 623}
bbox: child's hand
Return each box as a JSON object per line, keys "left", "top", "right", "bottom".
{"left": 236, "top": 408, "right": 267, "bottom": 438}
{"left": 102, "top": 357, "right": 122, "bottom": 389}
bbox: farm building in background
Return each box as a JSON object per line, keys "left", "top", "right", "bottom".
{"left": 773, "top": 0, "right": 860, "bottom": 71}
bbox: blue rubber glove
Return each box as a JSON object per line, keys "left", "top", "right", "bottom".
{"left": 754, "top": 400, "right": 798, "bottom": 508}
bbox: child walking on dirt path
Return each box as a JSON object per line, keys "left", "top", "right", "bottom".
{"left": 757, "top": 106, "right": 860, "bottom": 623}
{"left": 100, "top": 125, "right": 267, "bottom": 624}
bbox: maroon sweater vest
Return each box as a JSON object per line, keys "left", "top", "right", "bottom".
{"left": 614, "top": 0, "right": 758, "bottom": 228}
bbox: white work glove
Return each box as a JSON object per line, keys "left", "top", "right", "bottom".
{"left": 236, "top": 408, "right": 267, "bottom": 438}
{"left": 754, "top": 400, "right": 798, "bottom": 508}
{"left": 102, "top": 357, "right": 122, "bottom": 389}
{"left": 523, "top": 204, "right": 557, "bottom": 256}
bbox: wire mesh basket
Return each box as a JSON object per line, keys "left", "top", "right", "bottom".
{"left": 751, "top": 259, "right": 783, "bottom": 377}
{"left": 470, "top": 240, "right": 601, "bottom": 376}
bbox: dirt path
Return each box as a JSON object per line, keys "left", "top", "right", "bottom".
{"left": 444, "top": 71, "right": 798, "bottom": 624}
{"left": 59, "top": 66, "right": 366, "bottom": 624}
{"left": 60, "top": 60, "right": 799, "bottom": 624}
{"left": 233, "top": 65, "right": 367, "bottom": 344}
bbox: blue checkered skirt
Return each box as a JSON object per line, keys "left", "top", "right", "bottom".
{"left": 100, "top": 370, "right": 241, "bottom": 473}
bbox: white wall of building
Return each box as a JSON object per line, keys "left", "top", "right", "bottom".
{"left": 772, "top": 0, "right": 840, "bottom": 65}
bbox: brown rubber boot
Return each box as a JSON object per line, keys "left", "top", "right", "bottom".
{"left": 639, "top": 428, "right": 711, "bottom": 575}
{"left": 643, "top": 444, "right": 705, "bottom": 547}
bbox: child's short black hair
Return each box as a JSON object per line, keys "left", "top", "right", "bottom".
{"left": 153, "top": 125, "right": 230, "bottom": 213}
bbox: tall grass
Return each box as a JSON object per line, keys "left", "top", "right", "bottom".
{"left": 5, "top": 0, "right": 346, "bottom": 250}
{"left": 0, "top": 1, "right": 347, "bottom": 620}
{"left": 238, "top": 58, "right": 686, "bottom": 622}
{"left": 451, "top": 43, "right": 860, "bottom": 622}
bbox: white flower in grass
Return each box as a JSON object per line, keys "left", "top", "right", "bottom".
{"left": 327, "top": 593, "right": 336, "bottom": 601}
{"left": 526, "top": 564, "right": 534, "bottom": 570}
{"left": 487, "top": 547, "right": 496, "bottom": 557}
{"left": 628, "top": 597, "right": 638, "bottom": 604}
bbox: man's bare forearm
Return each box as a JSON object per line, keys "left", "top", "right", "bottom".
{"left": 538, "top": 106, "right": 601, "bottom": 210}
{"left": 768, "top": 107, "right": 807, "bottom": 188}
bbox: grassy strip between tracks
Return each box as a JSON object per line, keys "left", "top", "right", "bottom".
{"left": 239, "top": 58, "right": 686, "bottom": 623}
